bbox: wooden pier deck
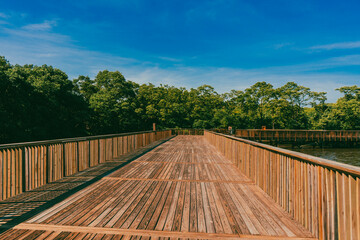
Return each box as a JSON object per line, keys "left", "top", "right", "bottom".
{"left": 0, "top": 136, "right": 315, "bottom": 239}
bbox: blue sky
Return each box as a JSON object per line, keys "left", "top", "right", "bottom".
{"left": 1, "top": 0, "right": 360, "bottom": 102}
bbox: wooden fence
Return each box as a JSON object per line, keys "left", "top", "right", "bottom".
{"left": 0, "top": 130, "right": 172, "bottom": 201}
{"left": 205, "top": 130, "right": 360, "bottom": 240}
{"left": 171, "top": 129, "right": 204, "bottom": 135}
{"left": 236, "top": 129, "right": 360, "bottom": 143}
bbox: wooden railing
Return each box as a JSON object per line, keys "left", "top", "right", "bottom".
{"left": 204, "top": 130, "right": 360, "bottom": 240}
{"left": 0, "top": 130, "right": 172, "bottom": 201}
{"left": 171, "top": 129, "right": 204, "bottom": 135}
{"left": 236, "top": 129, "right": 360, "bottom": 143}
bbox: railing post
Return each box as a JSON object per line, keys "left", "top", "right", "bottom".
{"left": 77, "top": 141, "right": 80, "bottom": 173}
{"left": 98, "top": 139, "right": 100, "bottom": 164}
{"left": 112, "top": 137, "right": 114, "bottom": 159}
{"left": 88, "top": 140, "right": 91, "bottom": 167}
{"left": 62, "top": 143, "right": 66, "bottom": 178}
{"left": 21, "top": 147, "right": 26, "bottom": 192}
{"left": 46, "top": 144, "right": 50, "bottom": 184}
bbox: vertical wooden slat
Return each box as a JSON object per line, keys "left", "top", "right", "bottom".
{"left": 0, "top": 130, "right": 170, "bottom": 201}
{"left": 349, "top": 175, "right": 357, "bottom": 240}
{"left": 344, "top": 174, "right": 350, "bottom": 240}
{"left": 204, "top": 130, "right": 359, "bottom": 240}
{"left": 0, "top": 150, "right": 3, "bottom": 200}
{"left": 6, "top": 149, "right": 10, "bottom": 197}
{"left": 357, "top": 177, "right": 360, "bottom": 240}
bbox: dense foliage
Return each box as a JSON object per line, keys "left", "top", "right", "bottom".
{"left": 1, "top": 56, "right": 359, "bottom": 143}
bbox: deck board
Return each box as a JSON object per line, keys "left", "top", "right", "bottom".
{"left": 0, "top": 136, "right": 316, "bottom": 239}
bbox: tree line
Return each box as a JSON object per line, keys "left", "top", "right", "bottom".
{"left": 1, "top": 56, "right": 360, "bottom": 144}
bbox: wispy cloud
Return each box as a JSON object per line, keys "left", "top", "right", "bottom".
{"left": 1, "top": 17, "right": 359, "bottom": 103}
{"left": 158, "top": 56, "right": 182, "bottom": 62}
{"left": 274, "top": 42, "right": 293, "bottom": 50}
{"left": 0, "top": 12, "right": 10, "bottom": 24}
{"left": 0, "top": 12, "right": 9, "bottom": 18}
{"left": 0, "top": 20, "right": 9, "bottom": 25}
{"left": 124, "top": 56, "right": 360, "bottom": 103}
{"left": 310, "top": 41, "right": 360, "bottom": 50}
{"left": 0, "top": 18, "right": 137, "bottom": 79}
{"left": 22, "top": 20, "right": 57, "bottom": 31}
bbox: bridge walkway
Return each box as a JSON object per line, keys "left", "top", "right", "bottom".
{"left": 0, "top": 136, "right": 315, "bottom": 239}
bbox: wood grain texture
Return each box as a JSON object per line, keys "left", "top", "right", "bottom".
{"left": 0, "top": 136, "right": 315, "bottom": 239}
{"left": 205, "top": 130, "right": 360, "bottom": 240}
{"left": 0, "top": 130, "right": 171, "bottom": 201}
{"left": 236, "top": 129, "right": 360, "bottom": 144}
{"left": 0, "top": 137, "right": 171, "bottom": 230}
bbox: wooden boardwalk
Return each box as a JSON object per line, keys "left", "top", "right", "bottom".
{"left": 0, "top": 136, "right": 315, "bottom": 239}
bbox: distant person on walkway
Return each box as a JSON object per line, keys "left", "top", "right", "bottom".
{"left": 228, "top": 126, "right": 233, "bottom": 135}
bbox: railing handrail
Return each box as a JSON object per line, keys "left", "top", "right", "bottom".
{"left": 0, "top": 130, "right": 159, "bottom": 149}
{"left": 205, "top": 130, "right": 360, "bottom": 177}
{"left": 237, "top": 129, "right": 360, "bottom": 132}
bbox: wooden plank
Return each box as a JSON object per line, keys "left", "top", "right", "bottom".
{"left": 104, "top": 181, "right": 154, "bottom": 228}
{"left": 117, "top": 181, "right": 159, "bottom": 229}
{"left": 217, "top": 183, "right": 250, "bottom": 234}
{"left": 136, "top": 181, "right": 168, "bottom": 230}
{"left": 102, "top": 176, "right": 253, "bottom": 184}
{"left": 0, "top": 150, "right": 3, "bottom": 200}
{"left": 92, "top": 180, "right": 143, "bottom": 227}
{"left": 172, "top": 181, "right": 186, "bottom": 231}
{"left": 0, "top": 135, "right": 323, "bottom": 239}
{"left": 155, "top": 181, "right": 177, "bottom": 231}
{"left": 349, "top": 175, "right": 357, "bottom": 240}
{"left": 162, "top": 181, "right": 182, "bottom": 231}
{"left": 13, "top": 223, "right": 318, "bottom": 239}
{"left": 357, "top": 177, "right": 360, "bottom": 240}
{"left": 205, "top": 182, "right": 226, "bottom": 233}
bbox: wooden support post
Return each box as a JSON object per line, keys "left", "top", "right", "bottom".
{"left": 46, "top": 145, "right": 50, "bottom": 184}
{"left": 21, "top": 147, "right": 26, "bottom": 192}
{"left": 76, "top": 141, "right": 80, "bottom": 173}
{"left": 62, "top": 143, "right": 66, "bottom": 178}
{"left": 98, "top": 139, "right": 100, "bottom": 164}
{"left": 88, "top": 140, "right": 91, "bottom": 168}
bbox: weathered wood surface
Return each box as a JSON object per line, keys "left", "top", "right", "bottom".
{"left": 0, "top": 136, "right": 315, "bottom": 239}
{"left": 236, "top": 129, "right": 360, "bottom": 143}
{"left": 0, "top": 137, "right": 170, "bottom": 231}
{"left": 205, "top": 130, "right": 360, "bottom": 240}
{"left": 171, "top": 129, "right": 204, "bottom": 135}
{"left": 0, "top": 130, "right": 172, "bottom": 201}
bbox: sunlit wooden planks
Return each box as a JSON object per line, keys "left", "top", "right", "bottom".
{"left": 0, "top": 130, "right": 172, "bottom": 201}
{"left": 0, "top": 227, "right": 316, "bottom": 240}
{"left": 236, "top": 129, "right": 360, "bottom": 144}
{"left": 8, "top": 136, "right": 315, "bottom": 240}
{"left": 0, "top": 148, "right": 23, "bottom": 200}
{"left": 205, "top": 130, "right": 360, "bottom": 240}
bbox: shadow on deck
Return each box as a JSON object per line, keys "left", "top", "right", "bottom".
{"left": 0, "top": 136, "right": 315, "bottom": 240}
{"left": 0, "top": 138, "right": 172, "bottom": 235}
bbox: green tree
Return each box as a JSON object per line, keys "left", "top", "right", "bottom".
{"left": 75, "top": 70, "right": 139, "bottom": 134}
{"left": 317, "top": 86, "right": 360, "bottom": 130}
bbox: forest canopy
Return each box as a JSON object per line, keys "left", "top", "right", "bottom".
{"left": 1, "top": 56, "right": 360, "bottom": 144}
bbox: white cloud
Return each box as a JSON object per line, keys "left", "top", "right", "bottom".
{"left": 158, "top": 56, "right": 182, "bottom": 62}
{"left": 274, "top": 42, "right": 293, "bottom": 49}
{"left": 123, "top": 61, "right": 360, "bottom": 103}
{"left": 310, "top": 41, "right": 360, "bottom": 50}
{"left": 0, "top": 20, "right": 137, "bottom": 79}
{"left": 0, "top": 12, "right": 9, "bottom": 18}
{"left": 0, "top": 18, "right": 359, "bottom": 104}
{"left": 22, "top": 20, "right": 57, "bottom": 31}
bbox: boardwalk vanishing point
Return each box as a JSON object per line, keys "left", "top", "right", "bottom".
{"left": 0, "top": 135, "right": 316, "bottom": 239}
{"left": 1, "top": 130, "right": 359, "bottom": 239}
